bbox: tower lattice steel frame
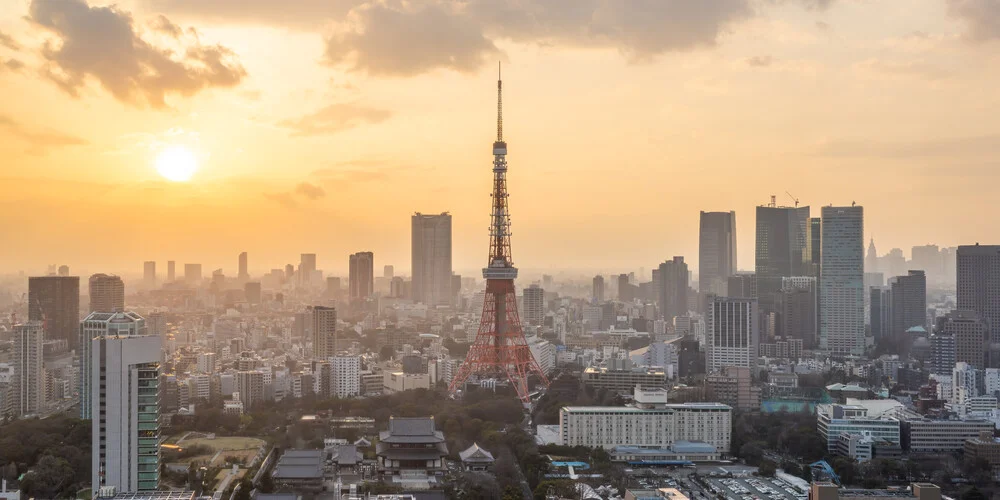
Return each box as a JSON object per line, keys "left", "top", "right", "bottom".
{"left": 448, "top": 64, "right": 550, "bottom": 403}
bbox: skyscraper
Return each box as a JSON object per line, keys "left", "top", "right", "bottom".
{"left": 411, "top": 212, "right": 453, "bottom": 306}
{"left": 28, "top": 275, "right": 80, "bottom": 349}
{"left": 80, "top": 311, "right": 147, "bottom": 419}
{"left": 706, "top": 296, "right": 759, "bottom": 374}
{"left": 755, "top": 204, "right": 811, "bottom": 314}
{"left": 184, "top": 263, "right": 202, "bottom": 284}
{"left": 349, "top": 252, "right": 374, "bottom": 300}
{"left": 888, "top": 270, "right": 927, "bottom": 338}
{"left": 810, "top": 217, "right": 822, "bottom": 277}
{"left": 300, "top": 253, "right": 317, "bottom": 287}
{"left": 244, "top": 282, "right": 262, "bottom": 305}
{"left": 940, "top": 309, "right": 988, "bottom": 370}
{"left": 384, "top": 265, "right": 394, "bottom": 279}
{"left": 866, "top": 238, "right": 879, "bottom": 274}
{"left": 166, "top": 260, "right": 175, "bottom": 282}
{"left": 657, "top": 257, "right": 688, "bottom": 322}
{"left": 142, "top": 261, "right": 156, "bottom": 289}
{"left": 13, "top": 321, "right": 44, "bottom": 417}
{"left": 957, "top": 244, "right": 1000, "bottom": 344}
{"left": 592, "top": 275, "right": 605, "bottom": 303}
{"left": 870, "top": 287, "right": 891, "bottom": 342}
{"left": 819, "top": 205, "right": 865, "bottom": 355}
{"left": 238, "top": 251, "right": 249, "bottom": 281}
{"left": 89, "top": 273, "right": 125, "bottom": 313}
{"left": 699, "top": 211, "right": 737, "bottom": 297}
{"left": 312, "top": 306, "right": 337, "bottom": 360}
{"left": 523, "top": 284, "right": 544, "bottom": 326}
{"left": 779, "top": 277, "right": 818, "bottom": 348}
{"left": 90, "top": 319, "right": 160, "bottom": 491}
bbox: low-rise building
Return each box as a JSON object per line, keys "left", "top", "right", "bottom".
{"left": 901, "top": 415, "right": 994, "bottom": 453}
{"left": 271, "top": 450, "right": 323, "bottom": 492}
{"left": 817, "top": 404, "right": 901, "bottom": 453}
{"left": 810, "top": 482, "right": 940, "bottom": 500}
{"left": 459, "top": 443, "right": 495, "bottom": 472}
{"left": 582, "top": 365, "right": 667, "bottom": 392}
{"left": 963, "top": 431, "right": 1000, "bottom": 471}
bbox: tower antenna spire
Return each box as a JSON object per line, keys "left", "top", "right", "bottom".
{"left": 497, "top": 61, "right": 503, "bottom": 142}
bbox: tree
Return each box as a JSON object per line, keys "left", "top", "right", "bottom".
{"left": 21, "top": 455, "right": 75, "bottom": 498}
{"left": 759, "top": 460, "right": 777, "bottom": 477}
{"left": 739, "top": 441, "right": 766, "bottom": 466}
{"left": 380, "top": 345, "right": 395, "bottom": 361}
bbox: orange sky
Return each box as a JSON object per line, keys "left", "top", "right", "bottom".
{"left": 1, "top": 0, "right": 999, "bottom": 277}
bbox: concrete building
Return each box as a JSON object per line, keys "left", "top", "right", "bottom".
{"left": 957, "top": 244, "right": 1000, "bottom": 344}
{"left": 377, "top": 417, "right": 448, "bottom": 478}
{"left": 183, "top": 264, "right": 201, "bottom": 284}
{"left": 582, "top": 365, "right": 667, "bottom": 392}
{"left": 902, "top": 415, "right": 993, "bottom": 453}
{"left": 560, "top": 387, "right": 732, "bottom": 452}
{"left": 331, "top": 355, "right": 360, "bottom": 398}
{"left": 929, "top": 331, "right": 955, "bottom": 376}
{"left": 13, "top": 322, "right": 45, "bottom": 417}
{"left": 527, "top": 336, "right": 556, "bottom": 375}
{"left": 593, "top": 275, "right": 605, "bottom": 303}
{"left": 779, "top": 277, "right": 818, "bottom": 348}
{"left": 820, "top": 205, "right": 865, "bottom": 355}
{"left": 817, "top": 404, "right": 901, "bottom": 453}
{"left": 142, "top": 261, "right": 156, "bottom": 289}
{"left": 940, "top": 310, "right": 989, "bottom": 370}
{"left": 28, "top": 275, "right": 80, "bottom": 349}
{"left": 889, "top": 271, "right": 926, "bottom": 339}
{"left": 705, "top": 366, "right": 761, "bottom": 411}
{"left": 870, "top": 287, "right": 891, "bottom": 342}
{"left": 411, "top": 212, "right": 452, "bottom": 306}
{"left": 810, "top": 483, "right": 940, "bottom": 500}
{"left": 89, "top": 274, "right": 125, "bottom": 313}
{"left": 311, "top": 306, "right": 337, "bottom": 361}
{"left": 349, "top": 252, "right": 374, "bottom": 300}
{"left": 658, "top": 257, "right": 688, "bottom": 322}
{"left": 963, "top": 431, "right": 1000, "bottom": 471}
{"left": 523, "top": 284, "right": 545, "bottom": 326}
{"left": 299, "top": 254, "right": 317, "bottom": 287}
{"left": 238, "top": 252, "right": 249, "bottom": 281}
{"left": 705, "top": 296, "right": 759, "bottom": 374}
{"left": 699, "top": 211, "right": 737, "bottom": 298}
{"left": 166, "top": 261, "right": 175, "bottom": 282}
{"left": 91, "top": 333, "right": 161, "bottom": 492}
{"left": 755, "top": 204, "right": 811, "bottom": 315}
{"left": 80, "top": 311, "right": 147, "bottom": 419}
{"left": 236, "top": 371, "right": 264, "bottom": 410}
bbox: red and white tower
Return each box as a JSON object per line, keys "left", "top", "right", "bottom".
{"left": 448, "top": 64, "right": 549, "bottom": 403}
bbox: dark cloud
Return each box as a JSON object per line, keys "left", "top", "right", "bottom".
{"left": 0, "top": 30, "right": 21, "bottom": 51}
{"left": 144, "top": 0, "right": 362, "bottom": 28}
{"left": 278, "top": 103, "right": 391, "bottom": 136}
{"left": 3, "top": 59, "right": 24, "bottom": 72}
{"left": 325, "top": 3, "right": 500, "bottom": 76}
{"left": 947, "top": 0, "right": 1000, "bottom": 41}
{"left": 747, "top": 55, "right": 773, "bottom": 67}
{"left": 0, "top": 114, "right": 88, "bottom": 155}
{"left": 28, "top": 0, "right": 246, "bottom": 108}
{"left": 294, "top": 182, "right": 326, "bottom": 199}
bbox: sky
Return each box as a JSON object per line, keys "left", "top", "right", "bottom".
{"left": 1, "top": 0, "right": 999, "bottom": 278}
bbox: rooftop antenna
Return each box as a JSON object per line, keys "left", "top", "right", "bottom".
{"left": 496, "top": 61, "right": 503, "bottom": 142}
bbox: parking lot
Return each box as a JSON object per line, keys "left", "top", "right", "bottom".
{"left": 705, "top": 476, "right": 807, "bottom": 500}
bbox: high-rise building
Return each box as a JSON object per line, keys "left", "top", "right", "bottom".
{"left": 166, "top": 261, "right": 175, "bottom": 282}
{"left": 90, "top": 327, "right": 161, "bottom": 491}
{"left": 79, "top": 311, "right": 148, "bottom": 419}
{"left": 705, "top": 295, "right": 759, "bottom": 374}
{"left": 299, "top": 253, "right": 317, "bottom": 287}
{"left": 779, "top": 277, "right": 818, "bottom": 348}
{"left": 957, "top": 245, "right": 1000, "bottom": 344}
{"left": 866, "top": 238, "right": 879, "bottom": 275}
{"left": 929, "top": 330, "right": 955, "bottom": 376}
{"left": 819, "top": 205, "right": 864, "bottom": 355}
{"left": 143, "top": 261, "right": 156, "bottom": 289}
{"left": 312, "top": 306, "right": 337, "bottom": 360}
{"left": 13, "top": 321, "right": 45, "bottom": 417}
{"left": 755, "top": 204, "right": 811, "bottom": 314}
{"left": 863, "top": 272, "right": 884, "bottom": 327}
{"left": 184, "top": 263, "right": 202, "bottom": 284}
{"left": 810, "top": 217, "right": 822, "bottom": 277}
{"left": 523, "top": 284, "right": 544, "bottom": 326}
{"left": 727, "top": 273, "right": 756, "bottom": 299}
{"left": 384, "top": 265, "right": 394, "bottom": 279}
{"left": 349, "top": 252, "right": 374, "bottom": 300}
{"left": 658, "top": 257, "right": 688, "bottom": 322}
{"left": 88, "top": 273, "right": 125, "bottom": 313}
{"left": 699, "top": 211, "right": 737, "bottom": 297}
{"left": 244, "top": 282, "right": 262, "bottom": 305}
{"left": 28, "top": 276, "right": 80, "bottom": 349}
{"left": 332, "top": 355, "right": 361, "bottom": 398}
{"left": 870, "top": 287, "right": 891, "bottom": 341}
{"left": 889, "top": 270, "right": 927, "bottom": 338}
{"left": 940, "top": 310, "right": 989, "bottom": 370}
{"left": 411, "top": 212, "right": 453, "bottom": 306}
{"left": 238, "top": 252, "right": 249, "bottom": 281}
{"left": 236, "top": 371, "right": 264, "bottom": 409}
{"left": 593, "top": 275, "right": 605, "bottom": 303}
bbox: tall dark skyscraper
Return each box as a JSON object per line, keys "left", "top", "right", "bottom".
{"left": 238, "top": 251, "right": 249, "bottom": 281}
{"left": 411, "top": 212, "right": 453, "bottom": 306}
{"left": 312, "top": 306, "right": 337, "bottom": 360}
{"left": 698, "top": 211, "right": 737, "bottom": 297}
{"left": 349, "top": 251, "right": 374, "bottom": 300}
{"left": 592, "top": 275, "right": 605, "bottom": 303}
{"left": 755, "top": 203, "right": 811, "bottom": 314}
{"left": 888, "top": 270, "right": 927, "bottom": 338}
{"left": 28, "top": 275, "right": 80, "bottom": 349}
{"left": 658, "top": 256, "right": 688, "bottom": 322}
{"left": 957, "top": 244, "right": 1000, "bottom": 343}
{"left": 810, "top": 217, "right": 822, "bottom": 277}
{"left": 88, "top": 273, "right": 124, "bottom": 313}
{"left": 166, "top": 260, "right": 175, "bottom": 282}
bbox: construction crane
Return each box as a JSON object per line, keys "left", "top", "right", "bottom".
{"left": 785, "top": 191, "right": 799, "bottom": 207}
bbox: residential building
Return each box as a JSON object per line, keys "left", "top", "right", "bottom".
{"left": 311, "top": 306, "right": 337, "bottom": 361}
{"left": 349, "top": 252, "right": 374, "bottom": 300}
{"left": 331, "top": 355, "right": 360, "bottom": 398}
{"left": 699, "top": 211, "right": 737, "bottom": 297}
{"left": 658, "top": 257, "right": 688, "bottom": 322}
{"left": 779, "top": 277, "right": 818, "bottom": 347}
{"left": 523, "top": 284, "right": 544, "bottom": 326}
{"left": 706, "top": 366, "right": 761, "bottom": 411}
{"left": 819, "top": 205, "right": 865, "bottom": 355}
{"left": 80, "top": 311, "right": 147, "bottom": 419}
{"left": 593, "top": 275, "right": 605, "bottom": 303}
{"left": 91, "top": 332, "right": 161, "bottom": 491}
{"left": 236, "top": 371, "right": 264, "bottom": 410}
{"left": 705, "top": 296, "right": 759, "bottom": 374}
{"left": 28, "top": 275, "right": 80, "bottom": 349}
{"left": 411, "top": 212, "right": 452, "bottom": 306}
{"left": 929, "top": 332, "right": 955, "bottom": 376}
{"left": 940, "top": 310, "right": 989, "bottom": 370}
{"left": 89, "top": 274, "right": 125, "bottom": 313}
{"left": 582, "top": 364, "right": 667, "bottom": 392}
{"left": 143, "top": 261, "right": 156, "bottom": 289}
{"left": 13, "top": 322, "right": 45, "bottom": 417}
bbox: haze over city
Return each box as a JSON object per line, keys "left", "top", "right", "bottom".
{"left": 3, "top": 0, "right": 1000, "bottom": 274}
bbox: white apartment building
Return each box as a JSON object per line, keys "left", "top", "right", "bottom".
{"left": 332, "top": 355, "right": 361, "bottom": 398}
{"left": 527, "top": 336, "right": 556, "bottom": 375}
{"left": 80, "top": 311, "right": 147, "bottom": 419}
{"left": 817, "top": 404, "right": 901, "bottom": 453}
{"left": 13, "top": 322, "right": 44, "bottom": 418}
{"left": 705, "top": 296, "right": 759, "bottom": 374}
{"left": 187, "top": 374, "right": 210, "bottom": 401}
{"left": 819, "top": 205, "right": 865, "bottom": 355}
{"left": 196, "top": 352, "right": 216, "bottom": 374}
{"left": 560, "top": 387, "right": 731, "bottom": 452}
{"left": 953, "top": 362, "right": 979, "bottom": 405}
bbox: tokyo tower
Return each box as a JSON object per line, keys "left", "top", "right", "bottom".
{"left": 448, "top": 64, "right": 550, "bottom": 404}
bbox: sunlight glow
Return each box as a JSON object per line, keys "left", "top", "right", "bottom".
{"left": 155, "top": 146, "right": 198, "bottom": 182}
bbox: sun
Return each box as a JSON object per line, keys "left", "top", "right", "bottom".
{"left": 155, "top": 146, "right": 198, "bottom": 182}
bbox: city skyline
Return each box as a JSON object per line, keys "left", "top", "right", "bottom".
{"left": 2, "top": 1, "right": 1000, "bottom": 273}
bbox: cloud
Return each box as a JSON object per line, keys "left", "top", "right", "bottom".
{"left": 150, "top": 14, "right": 183, "bottom": 38}
{"left": 278, "top": 103, "right": 391, "bottom": 136}
{"left": 264, "top": 192, "right": 298, "bottom": 208}
{"left": 144, "top": 0, "right": 362, "bottom": 28}
{"left": 325, "top": 3, "right": 500, "bottom": 76}
{"left": 294, "top": 182, "right": 326, "bottom": 200}
{"left": 854, "top": 58, "right": 950, "bottom": 81}
{"left": 0, "top": 114, "right": 88, "bottom": 155}
{"left": 747, "top": 55, "right": 773, "bottom": 67}
{"left": 947, "top": 0, "right": 1000, "bottom": 41}
{"left": 0, "top": 30, "right": 21, "bottom": 51}
{"left": 27, "top": 0, "right": 246, "bottom": 108}
{"left": 3, "top": 59, "right": 24, "bottom": 72}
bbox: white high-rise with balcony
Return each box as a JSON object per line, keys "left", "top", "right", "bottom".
{"left": 820, "top": 205, "right": 865, "bottom": 355}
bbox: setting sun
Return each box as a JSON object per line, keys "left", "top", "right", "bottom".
{"left": 155, "top": 146, "right": 198, "bottom": 182}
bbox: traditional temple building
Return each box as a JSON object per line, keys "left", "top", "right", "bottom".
{"left": 459, "top": 443, "right": 495, "bottom": 472}
{"left": 376, "top": 417, "right": 448, "bottom": 479}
